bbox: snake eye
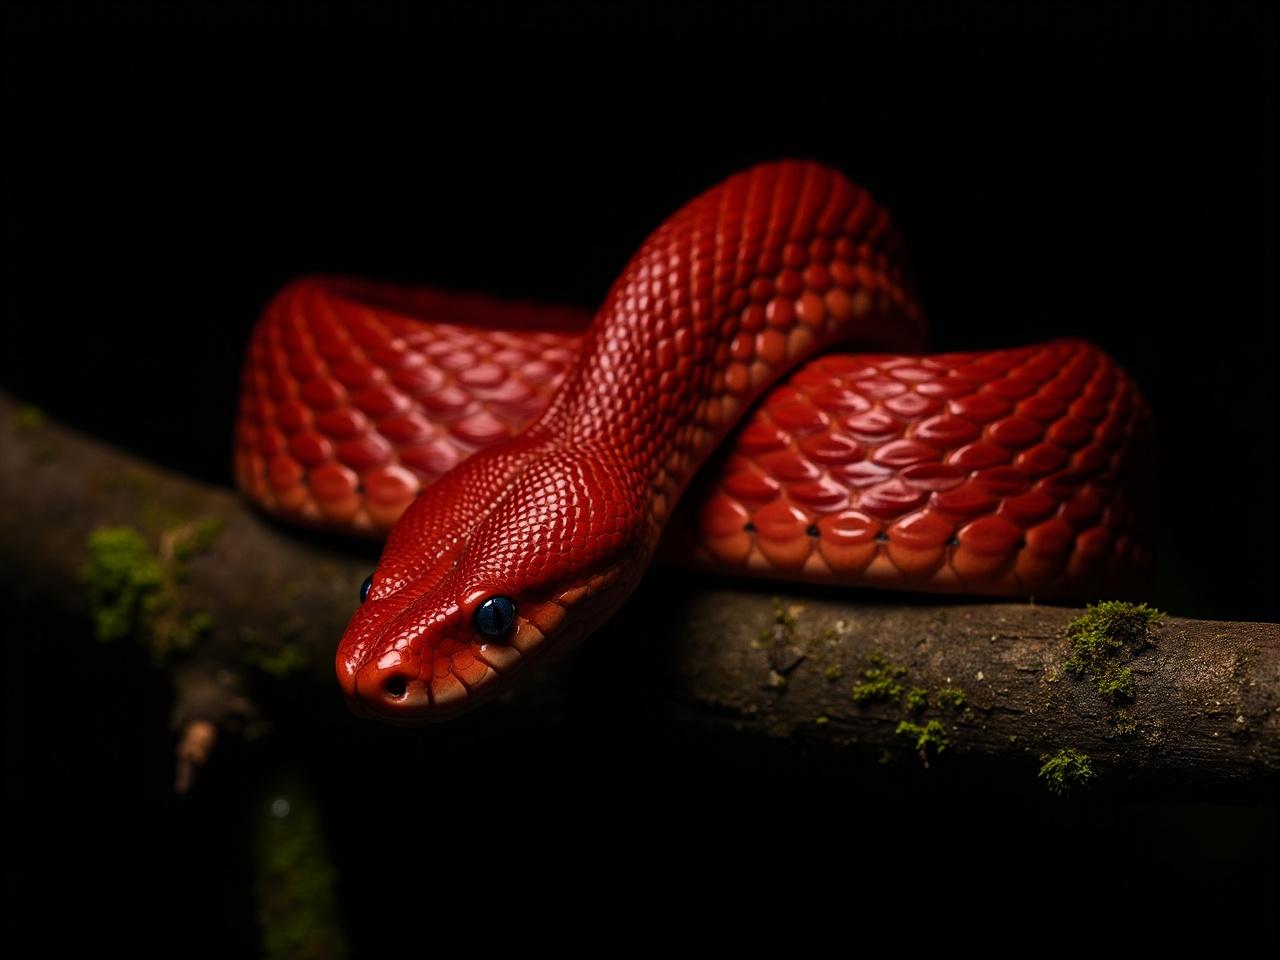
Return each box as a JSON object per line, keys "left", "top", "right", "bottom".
{"left": 474, "top": 596, "right": 516, "bottom": 639}
{"left": 360, "top": 574, "right": 374, "bottom": 603}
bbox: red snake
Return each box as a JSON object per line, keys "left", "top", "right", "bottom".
{"left": 235, "top": 161, "right": 1149, "bottom": 723}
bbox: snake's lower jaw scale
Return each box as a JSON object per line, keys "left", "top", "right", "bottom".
{"left": 343, "top": 657, "right": 498, "bottom": 724}
{"left": 476, "top": 641, "right": 523, "bottom": 671}
{"left": 510, "top": 620, "right": 546, "bottom": 655}
{"left": 336, "top": 605, "right": 609, "bottom": 721}
{"left": 338, "top": 621, "right": 536, "bottom": 722}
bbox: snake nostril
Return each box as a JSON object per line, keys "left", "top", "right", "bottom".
{"left": 383, "top": 675, "right": 408, "bottom": 700}
{"left": 352, "top": 661, "right": 430, "bottom": 716}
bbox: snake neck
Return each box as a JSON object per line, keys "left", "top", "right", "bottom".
{"left": 337, "top": 161, "right": 926, "bottom": 723}
{"left": 534, "top": 161, "right": 924, "bottom": 542}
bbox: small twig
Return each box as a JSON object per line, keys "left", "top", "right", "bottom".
{"left": 174, "top": 719, "right": 218, "bottom": 795}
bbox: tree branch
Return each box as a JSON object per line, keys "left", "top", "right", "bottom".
{"left": 3, "top": 388, "right": 1277, "bottom": 791}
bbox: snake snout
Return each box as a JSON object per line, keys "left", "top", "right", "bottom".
{"left": 339, "top": 629, "right": 504, "bottom": 723}
{"left": 353, "top": 656, "right": 432, "bottom": 719}
{"left": 335, "top": 636, "right": 433, "bottom": 721}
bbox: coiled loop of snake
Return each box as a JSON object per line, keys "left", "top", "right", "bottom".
{"left": 234, "top": 161, "right": 1148, "bottom": 722}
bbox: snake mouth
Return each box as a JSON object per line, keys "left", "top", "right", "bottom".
{"left": 336, "top": 565, "right": 630, "bottom": 723}
{"left": 337, "top": 617, "right": 547, "bottom": 724}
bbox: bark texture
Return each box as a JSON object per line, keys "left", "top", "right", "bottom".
{"left": 2, "top": 388, "right": 1277, "bottom": 789}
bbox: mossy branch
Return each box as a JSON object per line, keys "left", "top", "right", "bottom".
{"left": 3, "top": 388, "right": 1278, "bottom": 793}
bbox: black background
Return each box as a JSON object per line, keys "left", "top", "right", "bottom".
{"left": 3, "top": 1, "right": 1277, "bottom": 953}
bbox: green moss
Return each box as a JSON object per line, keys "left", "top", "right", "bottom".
{"left": 934, "top": 686, "right": 967, "bottom": 709}
{"left": 896, "top": 719, "right": 949, "bottom": 755}
{"left": 254, "top": 774, "right": 348, "bottom": 960}
{"left": 12, "top": 404, "right": 45, "bottom": 432}
{"left": 841, "top": 654, "right": 966, "bottom": 760}
{"left": 1038, "top": 748, "right": 1094, "bottom": 796}
{"left": 1062, "top": 601, "right": 1160, "bottom": 701}
{"left": 1096, "top": 666, "right": 1136, "bottom": 703}
{"left": 79, "top": 519, "right": 222, "bottom": 659}
{"left": 255, "top": 645, "right": 310, "bottom": 677}
{"left": 851, "top": 653, "right": 907, "bottom": 703}
{"left": 905, "top": 687, "right": 928, "bottom": 714}
{"left": 851, "top": 678, "right": 901, "bottom": 703}
{"left": 81, "top": 527, "right": 164, "bottom": 642}
{"left": 855, "top": 665, "right": 906, "bottom": 701}
{"left": 824, "top": 665, "right": 843, "bottom": 682}
{"left": 244, "top": 623, "right": 312, "bottom": 678}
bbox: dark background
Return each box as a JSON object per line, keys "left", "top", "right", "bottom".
{"left": 3, "top": 0, "right": 1276, "bottom": 953}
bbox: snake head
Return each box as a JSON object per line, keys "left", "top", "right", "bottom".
{"left": 335, "top": 443, "right": 641, "bottom": 723}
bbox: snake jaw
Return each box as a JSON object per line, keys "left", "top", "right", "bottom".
{"left": 336, "top": 568, "right": 557, "bottom": 723}
{"left": 337, "top": 559, "right": 637, "bottom": 723}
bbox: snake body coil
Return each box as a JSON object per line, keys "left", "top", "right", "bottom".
{"left": 235, "top": 162, "right": 1148, "bottom": 722}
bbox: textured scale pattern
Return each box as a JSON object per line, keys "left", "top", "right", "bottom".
{"left": 234, "top": 161, "right": 1150, "bottom": 723}
{"left": 236, "top": 279, "right": 583, "bottom": 533}
{"left": 668, "top": 340, "right": 1148, "bottom": 596}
